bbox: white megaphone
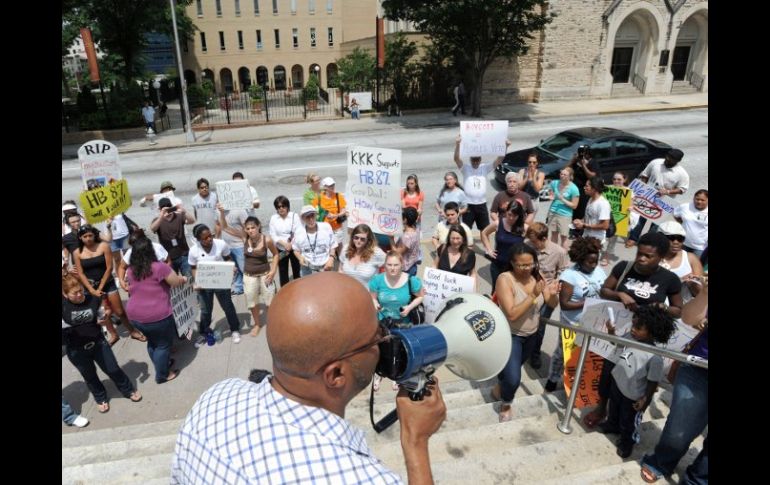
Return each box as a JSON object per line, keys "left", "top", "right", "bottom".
{"left": 372, "top": 293, "right": 511, "bottom": 432}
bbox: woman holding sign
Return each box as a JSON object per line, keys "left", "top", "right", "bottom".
{"left": 125, "top": 238, "right": 188, "bottom": 383}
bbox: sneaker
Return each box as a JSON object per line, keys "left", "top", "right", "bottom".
{"left": 232, "top": 331, "right": 241, "bottom": 344}
{"left": 194, "top": 335, "right": 207, "bottom": 348}
{"left": 72, "top": 415, "right": 89, "bottom": 428}
{"left": 544, "top": 380, "right": 558, "bottom": 392}
{"left": 529, "top": 354, "right": 542, "bottom": 369}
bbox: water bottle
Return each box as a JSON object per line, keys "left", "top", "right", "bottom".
{"left": 206, "top": 331, "right": 216, "bottom": 346}
{"left": 213, "top": 330, "right": 223, "bottom": 343}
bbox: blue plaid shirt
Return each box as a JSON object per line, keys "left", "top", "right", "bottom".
{"left": 171, "top": 378, "right": 403, "bottom": 484}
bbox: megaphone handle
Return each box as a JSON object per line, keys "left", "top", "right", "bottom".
{"left": 373, "top": 408, "right": 399, "bottom": 433}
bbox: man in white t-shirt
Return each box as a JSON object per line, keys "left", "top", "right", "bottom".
{"left": 573, "top": 176, "right": 611, "bottom": 244}
{"left": 292, "top": 205, "right": 338, "bottom": 276}
{"left": 627, "top": 149, "right": 689, "bottom": 245}
{"left": 454, "top": 135, "right": 511, "bottom": 231}
{"left": 191, "top": 178, "right": 219, "bottom": 237}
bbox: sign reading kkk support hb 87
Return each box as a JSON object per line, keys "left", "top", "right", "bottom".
{"left": 345, "top": 146, "right": 403, "bottom": 236}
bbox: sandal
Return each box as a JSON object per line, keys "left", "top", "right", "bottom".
{"left": 599, "top": 259, "right": 610, "bottom": 267}
{"left": 640, "top": 465, "right": 660, "bottom": 483}
{"left": 624, "top": 240, "right": 637, "bottom": 248}
{"left": 130, "top": 331, "right": 147, "bottom": 342}
{"left": 97, "top": 401, "right": 110, "bottom": 413}
{"left": 129, "top": 391, "right": 142, "bottom": 402}
{"left": 582, "top": 410, "right": 604, "bottom": 428}
{"left": 372, "top": 375, "right": 381, "bottom": 392}
{"left": 107, "top": 334, "right": 120, "bottom": 347}
{"left": 249, "top": 326, "right": 261, "bottom": 337}
{"left": 161, "top": 370, "right": 179, "bottom": 383}
{"left": 499, "top": 405, "right": 513, "bottom": 423}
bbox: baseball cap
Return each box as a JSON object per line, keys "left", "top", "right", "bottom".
{"left": 666, "top": 149, "right": 684, "bottom": 162}
{"left": 658, "top": 221, "right": 686, "bottom": 237}
{"left": 321, "top": 177, "right": 335, "bottom": 187}
{"left": 300, "top": 205, "right": 318, "bottom": 217}
{"left": 158, "top": 198, "right": 173, "bottom": 209}
{"left": 61, "top": 203, "right": 78, "bottom": 213}
{"left": 160, "top": 181, "right": 175, "bottom": 191}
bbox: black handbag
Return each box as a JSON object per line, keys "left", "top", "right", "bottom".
{"left": 335, "top": 193, "right": 347, "bottom": 224}
{"left": 406, "top": 276, "right": 426, "bottom": 325}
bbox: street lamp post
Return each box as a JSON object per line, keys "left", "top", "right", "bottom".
{"left": 153, "top": 79, "right": 162, "bottom": 106}
{"left": 169, "top": 0, "right": 195, "bottom": 143}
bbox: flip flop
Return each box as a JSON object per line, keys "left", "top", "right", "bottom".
{"left": 97, "top": 401, "right": 110, "bottom": 413}
{"left": 499, "top": 405, "right": 513, "bottom": 423}
{"left": 372, "top": 375, "right": 381, "bottom": 392}
{"left": 640, "top": 465, "right": 660, "bottom": 483}
{"left": 130, "top": 331, "right": 147, "bottom": 342}
{"left": 600, "top": 259, "right": 610, "bottom": 267}
{"left": 161, "top": 370, "right": 179, "bottom": 383}
{"left": 129, "top": 391, "right": 142, "bottom": 402}
{"left": 107, "top": 335, "right": 120, "bottom": 347}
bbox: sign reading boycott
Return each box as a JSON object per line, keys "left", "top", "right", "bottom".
{"left": 421, "top": 268, "right": 475, "bottom": 323}
{"left": 195, "top": 261, "right": 235, "bottom": 289}
{"left": 79, "top": 179, "right": 132, "bottom": 224}
{"left": 629, "top": 179, "right": 676, "bottom": 223}
{"left": 459, "top": 120, "right": 508, "bottom": 158}
{"left": 349, "top": 92, "right": 372, "bottom": 110}
{"left": 603, "top": 185, "right": 633, "bottom": 237}
{"left": 216, "top": 180, "right": 253, "bottom": 210}
{"left": 171, "top": 280, "right": 197, "bottom": 339}
{"left": 78, "top": 140, "right": 121, "bottom": 191}
{"left": 346, "top": 146, "right": 403, "bottom": 235}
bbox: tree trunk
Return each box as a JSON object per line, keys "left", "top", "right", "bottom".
{"left": 471, "top": 71, "right": 484, "bottom": 117}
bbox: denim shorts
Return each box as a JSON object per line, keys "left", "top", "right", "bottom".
{"left": 110, "top": 235, "right": 129, "bottom": 252}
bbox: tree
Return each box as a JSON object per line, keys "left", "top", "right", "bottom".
{"left": 382, "top": 0, "right": 554, "bottom": 116}
{"left": 383, "top": 33, "right": 418, "bottom": 104}
{"left": 334, "top": 47, "right": 376, "bottom": 93}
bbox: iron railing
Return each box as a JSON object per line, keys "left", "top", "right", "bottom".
{"left": 195, "top": 89, "right": 340, "bottom": 126}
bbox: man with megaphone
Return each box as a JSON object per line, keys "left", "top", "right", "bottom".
{"left": 171, "top": 272, "right": 447, "bottom": 484}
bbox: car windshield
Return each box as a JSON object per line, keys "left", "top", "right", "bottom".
{"left": 538, "top": 132, "right": 587, "bottom": 160}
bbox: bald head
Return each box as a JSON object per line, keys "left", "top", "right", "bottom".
{"left": 267, "top": 272, "right": 379, "bottom": 378}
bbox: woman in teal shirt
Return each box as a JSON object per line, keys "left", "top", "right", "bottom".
{"left": 546, "top": 167, "right": 580, "bottom": 248}
{"left": 368, "top": 251, "right": 424, "bottom": 328}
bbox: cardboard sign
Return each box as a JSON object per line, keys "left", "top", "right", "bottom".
{"left": 603, "top": 185, "right": 633, "bottom": 237}
{"left": 349, "top": 92, "right": 372, "bottom": 110}
{"left": 345, "top": 146, "right": 403, "bottom": 236}
{"left": 195, "top": 261, "right": 235, "bottom": 289}
{"left": 216, "top": 180, "right": 253, "bottom": 210}
{"left": 421, "top": 268, "right": 476, "bottom": 323}
{"left": 78, "top": 140, "right": 121, "bottom": 191}
{"left": 629, "top": 179, "right": 676, "bottom": 223}
{"left": 563, "top": 346, "right": 604, "bottom": 409}
{"left": 580, "top": 298, "right": 634, "bottom": 360}
{"left": 79, "top": 179, "right": 132, "bottom": 224}
{"left": 459, "top": 120, "right": 508, "bottom": 158}
{"left": 171, "top": 280, "right": 197, "bottom": 339}
{"left": 152, "top": 191, "right": 176, "bottom": 211}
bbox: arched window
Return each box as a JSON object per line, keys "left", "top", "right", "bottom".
{"left": 291, "top": 64, "right": 304, "bottom": 89}
{"left": 274, "top": 65, "right": 287, "bottom": 90}
{"left": 238, "top": 67, "right": 252, "bottom": 90}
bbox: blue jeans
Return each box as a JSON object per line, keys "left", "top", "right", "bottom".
{"left": 641, "top": 365, "right": 708, "bottom": 483}
{"left": 66, "top": 339, "right": 134, "bottom": 404}
{"left": 132, "top": 315, "right": 177, "bottom": 383}
{"left": 229, "top": 247, "right": 245, "bottom": 294}
{"left": 62, "top": 395, "right": 78, "bottom": 425}
{"left": 198, "top": 288, "right": 241, "bottom": 334}
{"left": 530, "top": 304, "right": 555, "bottom": 360}
{"left": 171, "top": 254, "right": 192, "bottom": 277}
{"left": 498, "top": 333, "right": 538, "bottom": 403}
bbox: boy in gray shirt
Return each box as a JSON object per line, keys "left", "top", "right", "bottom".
{"left": 600, "top": 305, "right": 675, "bottom": 458}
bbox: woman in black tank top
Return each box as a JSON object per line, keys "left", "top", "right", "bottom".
{"left": 517, "top": 152, "right": 545, "bottom": 215}
{"left": 241, "top": 216, "right": 279, "bottom": 336}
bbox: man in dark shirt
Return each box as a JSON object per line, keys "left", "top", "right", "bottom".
{"left": 150, "top": 198, "right": 195, "bottom": 276}
{"left": 490, "top": 171, "right": 535, "bottom": 227}
{"left": 569, "top": 145, "right": 601, "bottom": 220}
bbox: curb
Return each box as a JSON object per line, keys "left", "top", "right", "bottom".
{"left": 597, "top": 103, "right": 708, "bottom": 115}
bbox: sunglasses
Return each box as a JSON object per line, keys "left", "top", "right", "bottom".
{"left": 352, "top": 235, "right": 368, "bottom": 242}
{"left": 666, "top": 235, "right": 685, "bottom": 242}
{"left": 315, "top": 324, "right": 392, "bottom": 373}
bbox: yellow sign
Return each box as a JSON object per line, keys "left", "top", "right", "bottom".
{"left": 79, "top": 179, "right": 132, "bottom": 224}
{"left": 603, "top": 186, "right": 633, "bottom": 237}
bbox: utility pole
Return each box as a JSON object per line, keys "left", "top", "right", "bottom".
{"left": 169, "top": 0, "right": 195, "bottom": 143}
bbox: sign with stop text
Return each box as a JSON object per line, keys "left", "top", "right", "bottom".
{"left": 459, "top": 120, "right": 508, "bottom": 158}
{"left": 216, "top": 179, "right": 253, "bottom": 210}
{"left": 79, "top": 179, "right": 132, "bottom": 224}
{"left": 629, "top": 179, "right": 676, "bottom": 223}
{"left": 78, "top": 140, "right": 121, "bottom": 191}
{"left": 346, "top": 146, "right": 403, "bottom": 236}
{"left": 421, "top": 268, "right": 475, "bottom": 323}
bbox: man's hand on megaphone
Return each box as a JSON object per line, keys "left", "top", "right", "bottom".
{"left": 397, "top": 376, "right": 446, "bottom": 445}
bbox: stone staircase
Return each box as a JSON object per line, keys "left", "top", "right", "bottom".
{"left": 670, "top": 80, "right": 699, "bottom": 95}
{"left": 62, "top": 370, "right": 704, "bottom": 484}
{"left": 610, "top": 83, "right": 644, "bottom": 98}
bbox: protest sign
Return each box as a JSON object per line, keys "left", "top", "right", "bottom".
{"left": 216, "top": 180, "right": 253, "bottom": 210}
{"left": 581, "top": 298, "right": 634, "bottom": 360}
{"left": 346, "top": 146, "right": 403, "bottom": 235}
{"left": 629, "top": 179, "right": 676, "bottom": 224}
{"left": 79, "top": 179, "right": 132, "bottom": 224}
{"left": 171, "top": 280, "right": 197, "bottom": 339}
{"left": 603, "top": 185, "right": 633, "bottom": 237}
{"left": 349, "top": 92, "right": 372, "bottom": 110}
{"left": 78, "top": 140, "right": 121, "bottom": 191}
{"left": 459, "top": 120, "right": 508, "bottom": 158}
{"left": 563, "top": 346, "right": 604, "bottom": 409}
{"left": 152, "top": 191, "right": 177, "bottom": 211}
{"left": 195, "top": 261, "right": 235, "bottom": 289}
{"left": 421, "top": 268, "right": 475, "bottom": 323}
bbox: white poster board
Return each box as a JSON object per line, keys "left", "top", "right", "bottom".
{"left": 195, "top": 261, "right": 235, "bottom": 289}
{"left": 629, "top": 179, "right": 677, "bottom": 223}
{"left": 349, "top": 92, "right": 372, "bottom": 111}
{"left": 171, "top": 280, "right": 197, "bottom": 339}
{"left": 78, "top": 140, "right": 121, "bottom": 190}
{"left": 422, "top": 268, "right": 476, "bottom": 323}
{"left": 216, "top": 180, "right": 253, "bottom": 210}
{"left": 345, "top": 146, "right": 403, "bottom": 236}
{"left": 152, "top": 191, "right": 177, "bottom": 211}
{"left": 459, "top": 120, "right": 509, "bottom": 158}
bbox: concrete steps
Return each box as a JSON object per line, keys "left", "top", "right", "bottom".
{"left": 671, "top": 80, "right": 699, "bottom": 94}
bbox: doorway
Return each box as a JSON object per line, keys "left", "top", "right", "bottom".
{"left": 610, "top": 47, "right": 633, "bottom": 83}
{"left": 671, "top": 45, "right": 691, "bottom": 81}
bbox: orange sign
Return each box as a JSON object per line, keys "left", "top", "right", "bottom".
{"left": 562, "top": 347, "right": 604, "bottom": 409}
{"left": 80, "top": 28, "right": 100, "bottom": 82}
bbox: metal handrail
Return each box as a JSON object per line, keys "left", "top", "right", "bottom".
{"left": 540, "top": 317, "right": 707, "bottom": 434}
{"left": 632, "top": 73, "right": 647, "bottom": 93}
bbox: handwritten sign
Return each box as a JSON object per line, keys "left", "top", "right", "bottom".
{"left": 459, "top": 120, "right": 508, "bottom": 158}
{"left": 346, "top": 146, "right": 403, "bottom": 236}
{"left": 216, "top": 180, "right": 253, "bottom": 210}
{"left": 152, "top": 191, "right": 177, "bottom": 211}
{"left": 629, "top": 179, "right": 676, "bottom": 223}
{"left": 349, "top": 92, "right": 372, "bottom": 110}
{"left": 581, "top": 298, "right": 634, "bottom": 359}
{"left": 603, "top": 186, "right": 633, "bottom": 237}
{"left": 171, "top": 280, "right": 197, "bottom": 338}
{"left": 78, "top": 140, "right": 121, "bottom": 191}
{"left": 195, "top": 261, "right": 235, "bottom": 289}
{"left": 421, "top": 268, "right": 475, "bottom": 323}
{"left": 563, "top": 346, "right": 604, "bottom": 409}
{"left": 79, "top": 179, "right": 132, "bottom": 224}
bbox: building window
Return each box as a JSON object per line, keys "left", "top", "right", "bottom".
{"left": 200, "top": 32, "right": 207, "bottom": 52}
{"left": 310, "top": 28, "right": 316, "bottom": 47}
{"left": 256, "top": 29, "right": 262, "bottom": 49}
{"left": 238, "top": 30, "right": 244, "bottom": 49}
{"left": 196, "top": 0, "right": 203, "bottom": 16}
{"left": 327, "top": 0, "right": 332, "bottom": 14}
{"left": 274, "top": 29, "right": 280, "bottom": 48}
{"left": 328, "top": 27, "right": 333, "bottom": 46}
{"left": 309, "top": 0, "right": 315, "bottom": 14}
{"left": 253, "top": 0, "right": 259, "bottom": 15}
{"left": 272, "top": 0, "right": 278, "bottom": 14}
{"left": 216, "top": 0, "right": 222, "bottom": 17}
{"left": 219, "top": 31, "right": 226, "bottom": 50}
{"left": 235, "top": 0, "right": 241, "bottom": 16}
{"left": 290, "top": 0, "right": 296, "bottom": 14}
{"left": 292, "top": 28, "right": 298, "bottom": 48}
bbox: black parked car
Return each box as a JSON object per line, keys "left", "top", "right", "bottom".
{"left": 494, "top": 127, "right": 673, "bottom": 189}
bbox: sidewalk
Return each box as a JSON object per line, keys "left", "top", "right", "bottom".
{"left": 61, "top": 92, "right": 707, "bottom": 159}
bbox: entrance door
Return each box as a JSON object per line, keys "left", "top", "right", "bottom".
{"left": 671, "top": 46, "right": 691, "bottom": 81}
{"left": 610, "top": 47, "right": 633, "bottom": 83}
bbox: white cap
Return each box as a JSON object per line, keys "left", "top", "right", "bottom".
{"left": 658, "top": 220, "right": 686, "bottom": 237}
{"left": 321, "top": 176, "right": 336, "bottom": 186}
{"left": 61, "top": 203, "right": 77, "bottom": 212}
{"left": 300, "top": 205, "right": 318, "bottom": 217}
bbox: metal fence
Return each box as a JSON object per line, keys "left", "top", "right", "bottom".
{"left": 195, "top": 90, "right": 340, "bottom": 126}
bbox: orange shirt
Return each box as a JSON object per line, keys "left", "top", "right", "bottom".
{"left": 401, "top": 189, "right": 425, "bottom": 211}
{"left": 319, "top": 192, "right": 347, "bottom": 231}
